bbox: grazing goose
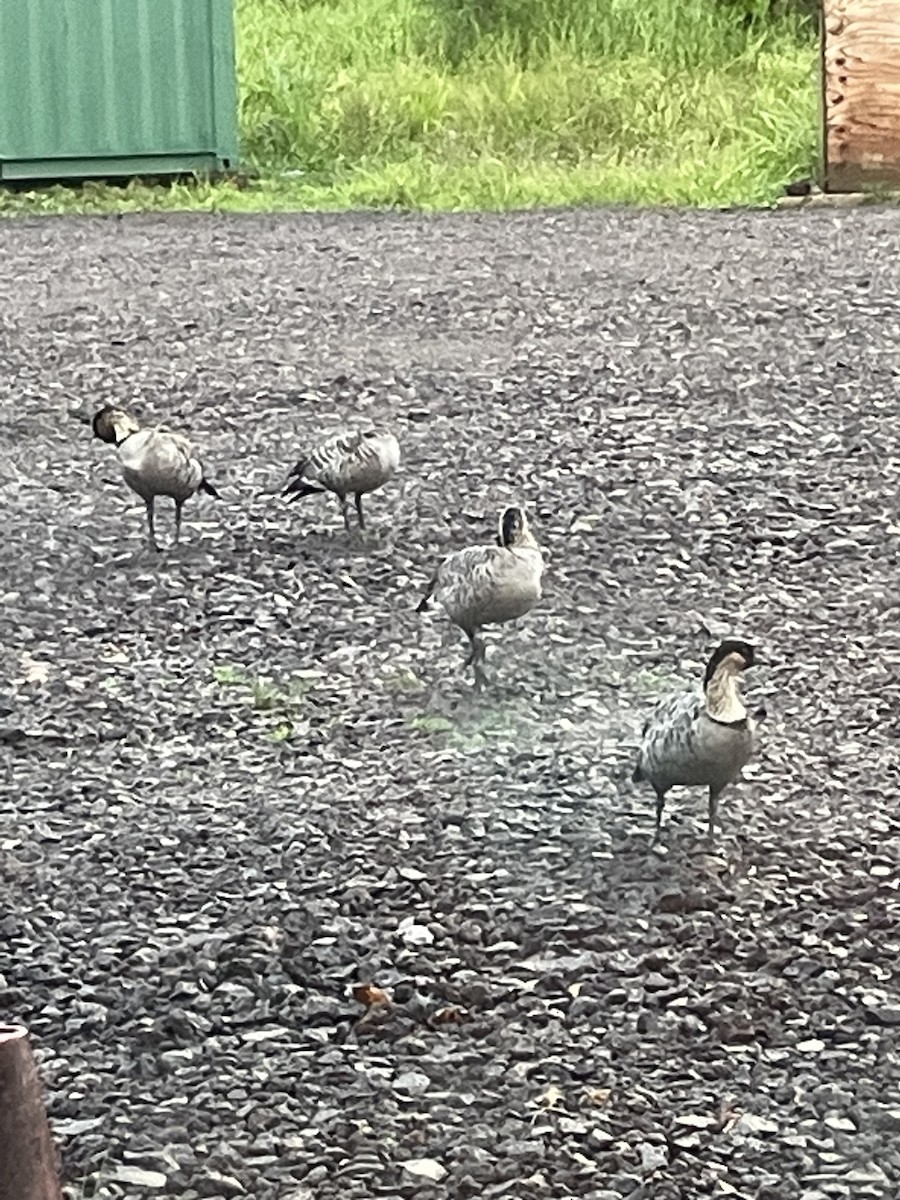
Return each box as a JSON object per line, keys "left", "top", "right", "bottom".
{"left": 283, "top": 429, "right": 400, "bottom": 532}
{"left": 92, "top": 405, "right": 220, "bottom": 550}
{"left": 632, "top": 639, "right": 758, "bottom": 843}
{"left": 417, "top": 506, "right": 544, "bottom": 690}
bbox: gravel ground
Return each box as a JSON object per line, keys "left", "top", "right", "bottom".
{"left": 1, "top": 206, "right": 900, "bottom": 1200}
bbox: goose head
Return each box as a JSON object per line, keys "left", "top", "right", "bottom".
{"left": 703, "top": 639, "right": 756, "bottom": 690}
{"left": 497, "top": 506, "right": 538, "bottom": 549}
{"left": 92, "top": 405, "right": 140, "bottom": 446}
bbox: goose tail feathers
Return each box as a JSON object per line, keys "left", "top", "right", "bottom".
{"left": 416, "top": 576, "right": 438, "bottom": 613}
{"left": 283, "top": 478, "right": 326, "bottom": 501}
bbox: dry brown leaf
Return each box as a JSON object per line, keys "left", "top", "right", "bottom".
{"left": 352, "top": 983, "right": 392, "bottom": 1009}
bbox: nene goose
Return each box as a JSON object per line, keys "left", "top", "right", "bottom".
{"left": 632, "top": 639, "right": 757, "bottom": 842}
{"left": 417, "top": 506, "right": 544, "bottom": 690}
{"left": 282, "top": 429, "right": 400, "bottom": 532}
{"left": 92, "top": 405, "right": 220, "bottom": 550}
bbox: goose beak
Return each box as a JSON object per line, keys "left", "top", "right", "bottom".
{"left": 68, "top": 407, "right": 92, "bottom": 426}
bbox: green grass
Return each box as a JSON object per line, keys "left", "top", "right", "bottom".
{"left": 0, "top": 0, "right": 818, "bottom": 215}
{"left": 212, "top": 663, "right": 318, "bottom": 741}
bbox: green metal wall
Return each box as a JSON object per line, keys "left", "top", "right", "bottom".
{"left": 0, "top": 0, "right": 239, "bottom": 181}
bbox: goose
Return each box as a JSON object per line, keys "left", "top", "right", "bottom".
{"left": 91, "top": 405, "right": 220, "bottom": 550}
{"left": 282, "top": 429, "right": 400, "bottom": 532}
{"left": 632, "top": 639, "right": 758, "bottom": 843}
{"left": 417, "top": 506, "right": 544, "bottom": 690}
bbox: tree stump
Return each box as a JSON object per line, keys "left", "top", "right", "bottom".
{"left": 0, "top": 1025, "right": 63, "bottom": 1200}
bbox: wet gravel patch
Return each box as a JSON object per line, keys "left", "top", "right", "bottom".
{"left": 1, "top": 206, "right": 900, "bottom": 1198}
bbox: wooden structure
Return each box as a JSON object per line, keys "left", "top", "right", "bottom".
{"left": 0, "top": 1026, "right": 63, "bottom": 1200}
{"left": 823, "top": 0, "right": 900, "bottom": 190}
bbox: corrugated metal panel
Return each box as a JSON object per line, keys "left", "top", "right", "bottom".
{"left": 0, "top": 0, "right": 238, "bottom": 174}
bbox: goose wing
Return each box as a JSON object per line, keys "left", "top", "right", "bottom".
{"left": 163, "top": 429, "right": 217, "bottom": 496}
{"left": 417, "top": 545, "right": 491, "bottom": 613}
{"left": 633, "top": 688, "right": 702, "bottom": 782}
{"left": 285, "top": 429, "right": 399, "bottom": 498}
{"left": 284, "top": 430, "right": 362, "bottom": 495}
{"left": 431, "top": 543, "right": 542, "bottom": 627}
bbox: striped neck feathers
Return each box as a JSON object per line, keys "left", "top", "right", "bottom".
{"left": 703, "top": 657, "right": 747, "bottom": 724}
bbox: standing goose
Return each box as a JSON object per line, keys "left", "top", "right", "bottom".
{"left": 92, "top": 405, "right": 220, "bottom": 550}
{"left": 417, "top": 506, "right": 544, "bottom": 691}
{"left": 632, "top": 639, "right": 758, "bottom": 843}
{"left": 282, "top": 429, "right": 400, "bottom": 532}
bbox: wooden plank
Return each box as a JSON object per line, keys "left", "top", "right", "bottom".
{"left": 823, "top": 0, "right": 900, "bottom": 190}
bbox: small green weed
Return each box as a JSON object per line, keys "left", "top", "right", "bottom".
{"left": 213, "top": 664, "right": 248, "bottom": 687}
{"left": 213, "top": 663, "right": 315, "bottom": 742}
{"left": 385, "top": 667, "right": 426, "bottom": 693}
{"left": 630, "top": 666, "right": 684, "bottom": 695}
{"left": 410, "top": 713, "right": 456, "bottom": 733}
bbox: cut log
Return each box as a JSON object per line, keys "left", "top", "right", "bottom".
{"left": 823, "top": 0, "right": 900, "bottom": 189}
{"left": 0, "top": 1025, "right": 63, "bottom": 1200}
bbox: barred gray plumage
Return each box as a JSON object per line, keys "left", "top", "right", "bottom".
{"left": 632, "top": 639, "right": 757, "bottom": 842}
{"left": 417, "top": 506, "right": 543, "bottom": 691}
{"left": 282, "top": 428, "right": 400, "bottom": 532}
{"left": 92, "top": 405, "right": 220, "bottom": 551}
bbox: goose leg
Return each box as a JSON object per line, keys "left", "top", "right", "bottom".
{"left": 470, "top": 633, "right": 488, "bottom": 692}
{"left": 339, "top": 495, "right": 352, "bottom": 533}
{"left": 652, "top": 790, "right": 667, "bottom": 843}
{"left": 462, "top": 633, "right": 476, "bottom": 668}
{"left": 707, "top": 786, "right": 723, "bottom": 842}
{"left": 144, "top": 498, "right": 160, "bottom": 552}
{"left": 174, "top": 500, "right": 184, "bottom": 545}
{"left": 462, "top": 631, "right": 483, "bottom": 686}
{"left": 354, "top": 493, "right": 366, "bottom": 531}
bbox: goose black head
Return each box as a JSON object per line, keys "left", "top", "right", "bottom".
{"left": 703, "top": 639, "right": 756, "bottom": 688}
{"left": 498, "top": 506, "right": 531, "bottom": 548}
{"left": 92, "top": 405, "right": 140, "bottom": 446}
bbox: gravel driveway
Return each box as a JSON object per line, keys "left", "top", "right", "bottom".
{"left": 1, "top": 206, "right": 899, "bottom": 1199}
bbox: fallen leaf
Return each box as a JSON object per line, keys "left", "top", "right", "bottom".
{"left": 352, "top": 983, "right": 392, "bottom": 1009}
